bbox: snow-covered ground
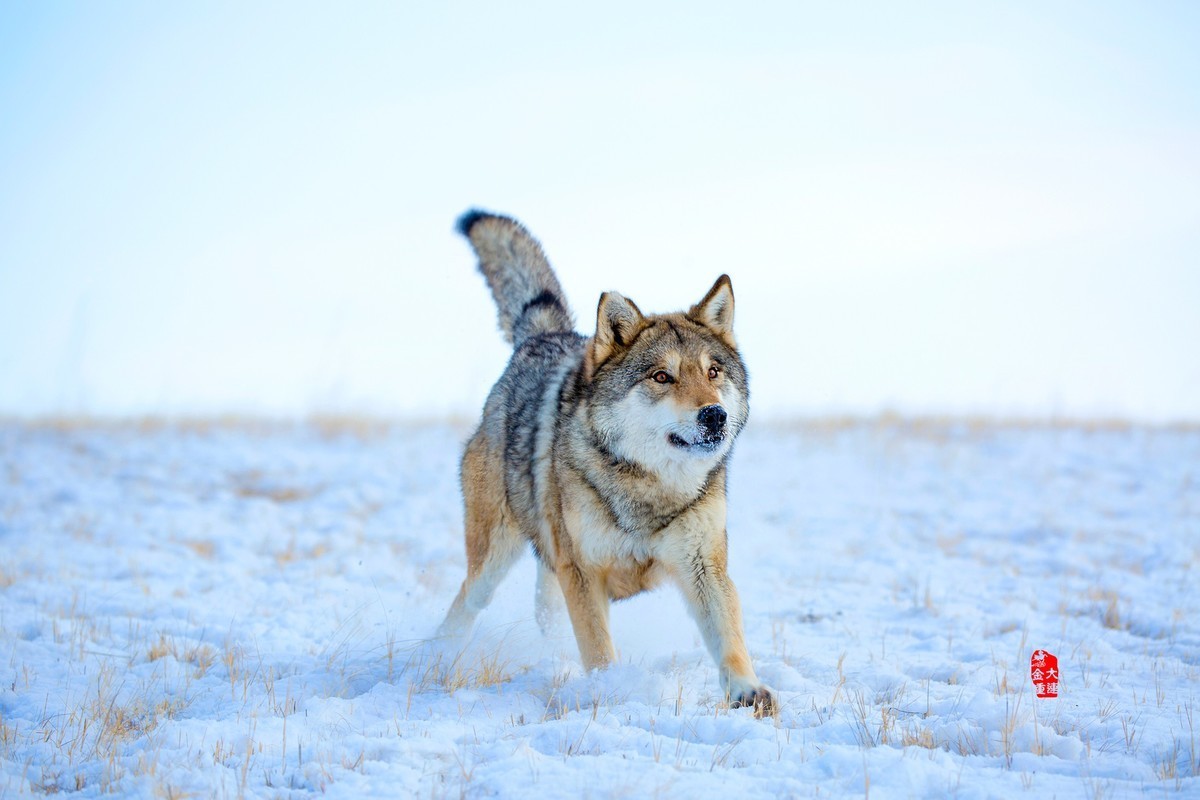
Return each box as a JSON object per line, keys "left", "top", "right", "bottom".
{"left": 1, "top": 418, "right": 1197, "bottom": 798}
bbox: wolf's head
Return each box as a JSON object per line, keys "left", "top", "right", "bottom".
{"left": 585, "top": 275, "right": 748, "bottom": 488}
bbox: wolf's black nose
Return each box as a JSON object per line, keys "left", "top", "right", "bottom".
{"left": 698, "top": 404, "right": 727, "bottom": 434}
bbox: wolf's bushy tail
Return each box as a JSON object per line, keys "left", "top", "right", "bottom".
{"left": 456, "top": 210, "right": 574, "bottom": 347}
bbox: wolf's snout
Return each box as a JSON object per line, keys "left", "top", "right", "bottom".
{"left": 697, "top": 404, "right": 727, "bottom": 435}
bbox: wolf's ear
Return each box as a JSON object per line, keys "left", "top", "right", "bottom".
{"left": 689, "top": 274, "right": 735, "bottom": 346}
{"left": 593, "top": 291, "right": 646, "bottom": 366}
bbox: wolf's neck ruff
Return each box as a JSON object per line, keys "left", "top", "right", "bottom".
{"left": 573, "top": 428, "right": 725, "bottom": 537}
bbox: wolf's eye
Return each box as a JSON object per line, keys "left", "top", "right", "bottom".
{"left": 652, "top": 371, "right": 673, "bottom": 384}
{"left": 708, "top": 366, "right": 720, "bottom": 380}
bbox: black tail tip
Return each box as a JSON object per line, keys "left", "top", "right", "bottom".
{"left": 455, "top": 208, "right": 498, "bottom": 237}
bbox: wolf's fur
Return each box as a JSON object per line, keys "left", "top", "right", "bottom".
{"left": 439, "top": 210, "right": 773, "bottom": 712}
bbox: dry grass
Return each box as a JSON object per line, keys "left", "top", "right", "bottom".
{"left": 401, "top": 643, "right": 515, "bottom": 697}
{"left": 1088, "top": 589, "right": 1126, "bottom": 631}
{"left": 10, "top": 659, "right": 189, "bottom": 794}
{"left": 228, "top": 470, "right": 322, "bottom": 504}
{"left": 6, "top": 412, "right": 1197, "bottom": 438}
{"left": 763, "top": 411, "right": 1200, "bottom": 436}
{"left": 0, "top": 413, "right": 479, "bottom": 439}
{"left": 180, "top": 539, "right": 216, "bottom": 560}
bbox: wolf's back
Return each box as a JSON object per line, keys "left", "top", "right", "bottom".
{"left": 457, "top": 210, "right": 575, "bottom": 347}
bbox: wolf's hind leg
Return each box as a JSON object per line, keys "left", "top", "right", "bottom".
{"left": 534, "top": 560, "right": 567, "bottom": 635}
{"left": 437, "top": 443, "right": 522, "bottom": 638}
{"left": 437, "top": 527, "right": 521, "bottom": 637}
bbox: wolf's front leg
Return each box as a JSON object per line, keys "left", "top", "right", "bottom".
{"left": 671, "top": 548, "right": 774, "bottom": 713}
{"left": 556, "top": 562, "right": 617, "bottom": 670}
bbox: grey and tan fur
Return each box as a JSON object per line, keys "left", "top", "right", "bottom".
{"left": 438, "top": 210, "right": 773, "bottom": 712}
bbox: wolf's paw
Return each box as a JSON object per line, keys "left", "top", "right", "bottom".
{"left": 728, "top": 681, "right": 775, "bottom": 716}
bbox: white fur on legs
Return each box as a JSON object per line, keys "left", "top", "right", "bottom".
{"left": 436, "top": 536, "right": 523, "bottom": 639}
{"left": 534, "top": 560, "right": 567, "bottom": 635}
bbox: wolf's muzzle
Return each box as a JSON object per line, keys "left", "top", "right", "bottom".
{"left": 697, "top": 404, "right": 728, "bottom": 438}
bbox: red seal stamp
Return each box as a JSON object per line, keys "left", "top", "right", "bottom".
{"left": 1030, "top": 649, "right": 1059, "bottom": 698}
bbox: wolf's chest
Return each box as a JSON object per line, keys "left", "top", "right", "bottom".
{"left": 571, "top": 509, "right": 668, "bottom": 600}
{"left": 567, "top": 497, "right": 656, "bottom": 562}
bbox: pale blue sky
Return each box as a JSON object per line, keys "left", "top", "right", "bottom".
{"left": 2, "top": 2, "right": 1198, "bottom": 420}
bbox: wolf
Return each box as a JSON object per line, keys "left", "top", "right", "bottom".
{"left": 438, "top": 210, "right": 773, "bottom": 712}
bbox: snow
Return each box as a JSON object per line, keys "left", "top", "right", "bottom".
{"left": 1, "top": 418, "right": 1197, "bottom": 798}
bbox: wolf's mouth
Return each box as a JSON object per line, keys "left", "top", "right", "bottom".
{"left": 668, "top": 432, "right": 722, "bottom": 452}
